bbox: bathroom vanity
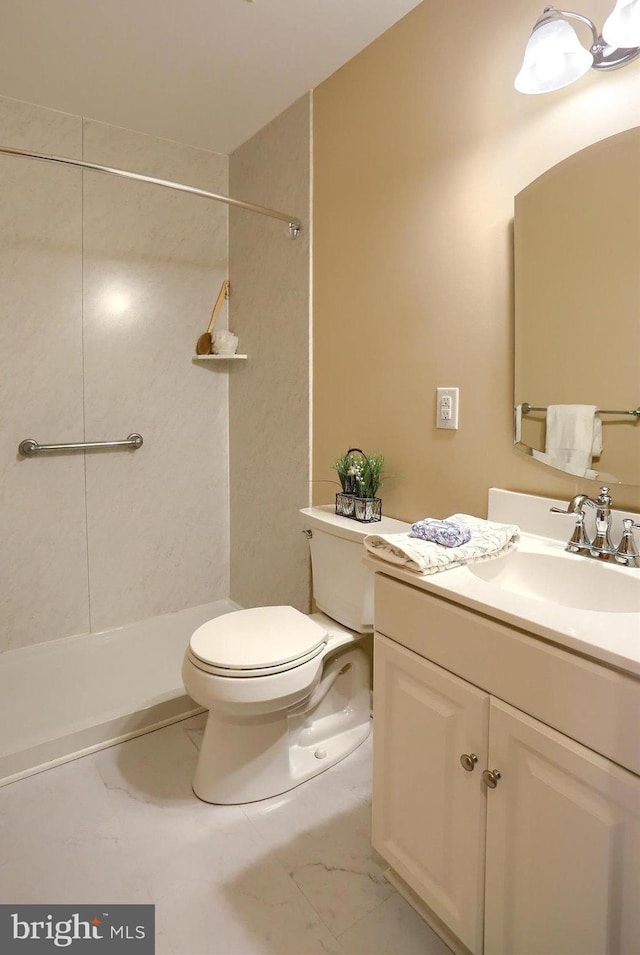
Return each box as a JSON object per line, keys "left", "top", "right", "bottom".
{"left": 366, "top": 489, "right": 640, "bottom": 955}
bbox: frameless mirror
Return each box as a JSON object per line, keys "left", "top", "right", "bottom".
{"left": 514, "top": 128, "right": 640, "bottom": 485}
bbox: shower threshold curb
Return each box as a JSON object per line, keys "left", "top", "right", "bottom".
{"left": 0, "top": 598, "right": 239, "bottom": 788}
{"left": 0, "top": 696, "right": 206, "bottom": 788}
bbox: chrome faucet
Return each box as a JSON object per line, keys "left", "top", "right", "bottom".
{"left": 551, "top": 486, "right": 640, "bottom": 568}
{"left": 590, "top": 486, "right": 614, "bottom": 558}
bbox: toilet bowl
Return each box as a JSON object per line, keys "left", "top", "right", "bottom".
{"left": 182, "top": 605, "right": 371, "bottom": 804}
{"left": 182, "top": 505, "right": 410, "bottom": 805}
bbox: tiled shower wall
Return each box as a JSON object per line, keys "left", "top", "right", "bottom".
{"left": 0, "top": 96, "right": 230, "bottom": 651}
{"left": 229, "top": 95, "right": 311, "bottom": 612}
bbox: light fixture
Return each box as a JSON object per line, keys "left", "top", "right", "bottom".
{"left": 515, "top": 2, "right": 640, "bottom": 94}
{"left": 603, "top": 0, "right": 640, "bottom": 46}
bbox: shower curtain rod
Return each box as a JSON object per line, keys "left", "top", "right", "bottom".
{"left": 0, "top": 144, "right": 302, "bottom": 237}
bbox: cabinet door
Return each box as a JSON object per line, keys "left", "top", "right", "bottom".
{"left": 485, "top": 698, "right": 640, "bottom": 955}
{"left": 372, "top": 634, "right": 490, "bottom": 954}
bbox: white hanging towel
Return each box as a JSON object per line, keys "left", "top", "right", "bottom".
{"left": 514, "top": 404, "right": 523, "bottom": 443}
{"left": 532, "top": 404, "right": 602, "bottom": 478}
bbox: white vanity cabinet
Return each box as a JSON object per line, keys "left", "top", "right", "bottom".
{"left": 373, "top": 635, "right": 489, "bottom": 953}
{"left": 372, "top": 573, "right": 640, "bottom": 955}
{"left": 484, "top": 699, "right": 640, "bottom": 955}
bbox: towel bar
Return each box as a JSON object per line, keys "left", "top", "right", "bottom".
{"left": 520, "top": 404, "right": 640, "bottom": 417}
{"left": 18, "top": 433, "right": 143, "bottom": 456}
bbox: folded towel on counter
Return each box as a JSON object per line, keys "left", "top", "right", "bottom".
{"left": 411, "top": 518, "right": 471, "bottom": 547}
{"left": 533, "top": 404, "right": 602, "bottom": 478}
{"left": 364, "top": 513, "right": 519, "bottom": 575}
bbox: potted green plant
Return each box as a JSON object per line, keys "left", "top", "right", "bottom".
{"left": 334, "top": 448, "right": 384, "bottom": 523}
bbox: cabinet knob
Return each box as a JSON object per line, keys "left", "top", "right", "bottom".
{"left": 482, "top": 768, "right": 502, "bottom": 789}
{"left": 460, "top": 753, "right": 478, "bottom": 772}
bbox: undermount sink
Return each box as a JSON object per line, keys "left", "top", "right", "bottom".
{"left": 467, "top": 548, "right": 640, "bottom": 613}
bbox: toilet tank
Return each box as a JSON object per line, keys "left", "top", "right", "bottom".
{"left": 300, "top": 506, "right": 410, "bottom": 632}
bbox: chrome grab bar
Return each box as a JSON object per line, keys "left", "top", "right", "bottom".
{"left": 18, "top": 433, "right": 143, "bottom": 456}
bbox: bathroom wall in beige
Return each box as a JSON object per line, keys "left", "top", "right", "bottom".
{"left": 229, "top": 95, "right": 312, "bottom": 611}
{"left": 313, "top": 0, "right": 640, "bottom": 520}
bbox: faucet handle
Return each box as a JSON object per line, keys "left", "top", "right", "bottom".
{"left": 550, "top": 498, "right": 592, "bottom": 552}
{"left": 596, "top": 486, "right": 612, "bottom": 507}
{"left": 550, "top": 493, "right": 589, "bottom": 515}
{"left": 622, "top": 517, "right": 640, "bottom": 534}
{"left": 615, "top": 519, "right": 640, "bottom": 567}
{"left": 565, "top": 512, "right": 592, "bottom": 554}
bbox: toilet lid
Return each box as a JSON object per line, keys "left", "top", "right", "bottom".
{"left": 189, "top": 606, "right": 327, "bottom": 673}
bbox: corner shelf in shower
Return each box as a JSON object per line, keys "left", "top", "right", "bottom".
{"left": 192, "top": 354, "right": 248, "bottom": 361}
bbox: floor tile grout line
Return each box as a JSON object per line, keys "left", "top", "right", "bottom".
{"left": 333, "top": 883, "right": 400, "bottom": 944}
{"left": 287, "top": 861, "right": 397, "bottom": 943}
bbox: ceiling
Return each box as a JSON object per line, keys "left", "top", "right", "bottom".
{"left": 0, "top": 0, "right": 423, "bottom": 155}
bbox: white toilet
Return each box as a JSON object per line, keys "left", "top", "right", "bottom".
{"left": 182, "top": 505, "right": 409, "bottom": 804}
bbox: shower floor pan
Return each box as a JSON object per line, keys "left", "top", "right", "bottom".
{"left": 0, "top": 600, "right": 236, "bottom": 787}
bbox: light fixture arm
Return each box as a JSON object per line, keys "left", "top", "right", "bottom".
{"left": 594, "top": 42, "right": 640, "bottom": 69}
{"left": 538, "top": 5, "right": 640, "bottom": 70}
{"left": 536, "top": 7, "right": 599, "bottom": 44}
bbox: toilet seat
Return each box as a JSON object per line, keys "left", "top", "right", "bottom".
{"left": 188, "top": 605, "right": 327, "bottom": 677}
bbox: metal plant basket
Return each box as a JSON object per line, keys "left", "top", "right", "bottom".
{"left": 336, "top": 492, "right": 382, "bottom": 523}
{"left": 334, "top": 447, "right": 383, "bottom": 523}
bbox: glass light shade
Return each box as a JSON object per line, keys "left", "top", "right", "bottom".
{"left": 515, "top": 18, "right": 593, "bottom": 93}
{"left": 602, "top": 0, "right": 640, "bottom": 48}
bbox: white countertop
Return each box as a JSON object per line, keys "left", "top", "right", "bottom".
{"left": 363, "top": 489, "right": 640, "bottom": 678}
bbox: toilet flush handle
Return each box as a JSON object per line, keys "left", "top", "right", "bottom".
{"left": 302, "top": 529, "right": 312, "bottom": 539}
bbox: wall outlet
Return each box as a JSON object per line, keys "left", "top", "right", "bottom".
{"left": 436, "top": 387, "right": 459, "bottom": 430}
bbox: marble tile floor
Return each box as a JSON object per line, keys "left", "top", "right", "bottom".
{"left": 0, "top": 714, "right": 452, "bottom": 955}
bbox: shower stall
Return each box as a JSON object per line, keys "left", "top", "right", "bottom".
{"left": 0, "top": 94, "right": 311, "bottom": 786}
